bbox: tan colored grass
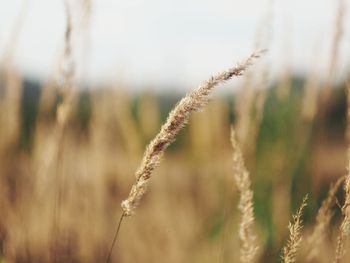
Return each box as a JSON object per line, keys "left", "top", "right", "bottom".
{"left": 0, "top": 0, "right": 30, "bottom": 150}
{"left": 114, "top": 89, "right": 143, "bottom": 159}
{"left": 40, "top": 0, "right": 75, "bottom": 189}
{"left": 306, "top": 178, "right": 344, "bottom": 261}
{"left": 333, "top": 80, "right": 350, "bottom": 263}
{"left": 281, "top": 195, "right": 308, "bottom": 263}
{"left": 246, "top": 87, "right": 267, "bottom": 158}
{"left": 121, "top": 50, "right": 264, "bottom": 216}
{"left": 235, "top": 76, "right": 255, "bottom": 148}
{"left": 138, "top": 92, "right": 160, "bottom": 141}
{"left": 230, "top": 128, "right": 258, "bottom": 263}
{"left": 56, "top": 0, "right": 75, "bottom": 127}
{"left": 235, "top": 0, "right": 271, "bottom": 151}
{"left": 323, "top": 0, "right": 345, "bottom": 96}
{"left": 276, "top": 30, "right": 292, "bottom": 100}
{"left": 334, "top": 164, "right": 350, "bottom": 263}
{"left": 301, "top": 71, "right": 319, "bottom": 122}
{"left": 346, "top": 80, "right": 350, "bottom": 143}
{"left": 301, "top": 43, "right": 321, "bottom": 122}
{"left": 47, "top": 2, "right": 77, "bottom": 260}
{"left": 334, "top": 143, "right": 350, "bottom": 262}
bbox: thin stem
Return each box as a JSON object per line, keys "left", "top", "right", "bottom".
{"left": 106, "top": 213, "right": 125, "bottom": 263}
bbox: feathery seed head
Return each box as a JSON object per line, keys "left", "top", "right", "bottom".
{"left": 121, "top": 50, "right": 264, "bottom": 216}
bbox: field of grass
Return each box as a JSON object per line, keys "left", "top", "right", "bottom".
{"left": 1, "top": 0, "right": 350, "bottom": 263}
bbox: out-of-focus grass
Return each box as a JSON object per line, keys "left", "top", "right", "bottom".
{"left": 0, "top": 72, "right": 348, "bottom": 262}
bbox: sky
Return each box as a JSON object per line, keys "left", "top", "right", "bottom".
{"left": 0, "top": 0, "right": 349, "bottom": 91}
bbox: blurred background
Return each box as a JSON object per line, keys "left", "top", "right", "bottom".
{"left": 1, "top": 0, "right": 350, "bottom": 262}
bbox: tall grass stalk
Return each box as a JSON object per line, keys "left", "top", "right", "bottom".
{"left": 121, "top": 50, "right": 264, "bottom": 217}
{"left": 103, "top": 51, "right": 264, "bottom": 263}
{"left": 230, "top": 128, "right": 258, "bottom": 263}
{"left": 281, "top": 195, "right": 308, "bottom": 263}
{"left": 323, "top": 0, "right": 345, "bottom": 97}
{"left": 333, "top": 80, "right": 350, "bottom": 263}
{"left": 307, "top": 178, "right": 343, "bottom": 261}
{"left": 50, "top": 1, "right": 76, "bottom": 261}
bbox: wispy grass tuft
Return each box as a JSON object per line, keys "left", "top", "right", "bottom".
{"left": 334, "top": 153, "right": 350, "bottom": 263}
{"left": 307, "top": 178, "right": 343, "bottom": 261}
{"left": 230, "top": 128, "right": 258, "bottom": 263}
{"left": 282, "top": 195, "right": 308, "bottom": 263}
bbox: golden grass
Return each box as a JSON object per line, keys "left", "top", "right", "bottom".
{"left": 307, "top": 177, "right": 344, "bottom": 261}
{"left": 121, "top": 50, "right": 264, "bottom": 216}
{"left": 1, "top": 0, "right": 350, "bottom": 262}
{"left": 230, "top": 128, "right": 258, "bottom": 263}
{"left": 281, "top": 195, "right": 308, "bottom": 263}
{"left": 333, "top": 80, "right": 350, "bottom": 263}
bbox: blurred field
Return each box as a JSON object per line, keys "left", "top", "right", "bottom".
{"left": 1, "top": 0, "right": 350, "bottom": 263}
{"left": 0, "top": 72, "right": 349, "bottom": 262}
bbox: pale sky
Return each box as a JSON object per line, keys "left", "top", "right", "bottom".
{"left": 0, "top": 0, "right": 349, "bottom": 90}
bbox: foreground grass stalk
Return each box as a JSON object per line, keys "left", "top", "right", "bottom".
{"left": 121, "top": 50, "right": 264, "bottom": 217}
{"left": 104, "top": 51, "right": 263, "bottom": 262}
{"left": 282, "top": 195, "right": 308, "bottom": 263}
{"left": 230, "top": 128, "right": 258, "bottom": 263}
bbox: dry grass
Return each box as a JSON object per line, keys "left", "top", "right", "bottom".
{"left": 1, "top": 1, "right": 350, "bottom": 263}
{"left": 334, "top": 79, "right": 350, "bottom": 263}
{"left": 230, "top": 128, "right": 258, "bottom": 263}
{"left": 306, "top": 177, "right": 344, "bottom": 261}
{"left": 334, "top": 151, "right": 350, "bottom": 263}
{"left": 121, "top": 50, "right": 264, "bottom": 216}
{"left": 322, "top": 0, "right": 345, "bottom": 102}
{"left": 334, "top": 171, "right": 350, "bottom": 262}
{"left": 281, "top": 195, "right": 308, "bottom": 263}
